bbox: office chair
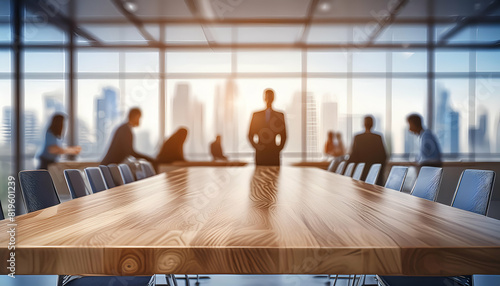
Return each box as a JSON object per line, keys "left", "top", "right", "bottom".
{"left": 84, "top": 167, "right": 108, "bottom": 193}
{"left": 452, "top": 169, "right": 496, "bottom": 215}
{"left": 410, "top": 167, "right": 443, "bottom": 201}
{"left": 365, "top": 164, "right": 382, "bottom": 185}
{"left": 18, "top": 170, "right": 60, "bottom": 212}
{"left": 344, "top": 163, "right": 355, "bottom": 177}
{"left": 108, "top": 164, "right": 125, "bottom": 186}
{"left": 335, "top": 161, "right": 346, "bottom": 174}
{"left": 377, "top": 169, "right": 496, "bottom": 286}
{"left": 64, "top": 169, "right": 90, "bottom": 199}
{"left": 140, "top": 161, "right": 156, "bottom": 178}
{"left": 118, "top": 164, "right": 135, "bottom": 184}
{"left": 352, "top": 163, "right": 366, "bottom": 180}
{"left": 384, "top": 166, "right": 408, "bottom": 191}
{"left": 99, "top": 165, "right": 116, "bottom": 189}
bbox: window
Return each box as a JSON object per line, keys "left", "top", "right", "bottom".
{"left": 434, "top": 79, "right": 469, "bottom": 154}
{"left": 307, "top": 78, "right": 348, "bottom": 159}
{"left": 474, "top": 78, "right": 500, "bottom": 158}
{"left": 77, "top": 79, "right": 120, "bottom": 161}
{"left": 307, "top": 52, "right": 348, "bottom": 73}
{"left": 0, "top": 79, "right": 12, "bottom": 214}
{"left": 392, "top": 79, "right": 427, "bottom": 155}
{"left": 237, "top": 51, "right": 301, "bottom": 73}
{"left": 352, "top": 79, "right": 386, "bottom": 136}
{"left": 166, "top": 51, "right": 231, "bottom": 74}
{"left": 24, "top": 80, "right": 66, "bottom": 169}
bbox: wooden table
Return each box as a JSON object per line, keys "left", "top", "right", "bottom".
{"left": 158, "top": 161, "right": 248, "bottom": 173}
{"left": 1, "top": 167, "right": 500, "bottom": 276}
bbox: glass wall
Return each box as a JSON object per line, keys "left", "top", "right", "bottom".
{"left": 3, "top": 1, "right": 500, "bottom": 175}
{"left": 1, "top": 0, "right": 11, "bottom": 215}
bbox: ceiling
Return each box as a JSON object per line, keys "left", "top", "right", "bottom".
{"left": 5, "top": 0, "right": 500, "bottom": 48}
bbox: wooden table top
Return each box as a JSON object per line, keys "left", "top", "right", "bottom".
{"left": 1, "top": 167, "right": 500, "bottom": 276}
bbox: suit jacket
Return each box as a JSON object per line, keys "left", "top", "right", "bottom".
{"left": 248, "top": 108, "right": 287, "bottom": 166}
{"left": 347, "top": 132, "right": 387, "bottom": 184}
{"left": 101, "top": 123, "right": 154, "bottom": 165}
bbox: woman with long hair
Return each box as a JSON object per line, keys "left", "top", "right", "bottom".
{"left": 37, "top": 113, "right": 81, "bottom": 169}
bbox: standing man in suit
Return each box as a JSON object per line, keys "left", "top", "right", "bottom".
{"left": 248, "top": 89, "right": 287, "bottom": 166}
{"left": 347, "top": 115, "right": 387, "bottom": 184}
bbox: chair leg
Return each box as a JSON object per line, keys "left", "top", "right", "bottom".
{"left": 332, "top": 275, "right": 339, "bottom": 286}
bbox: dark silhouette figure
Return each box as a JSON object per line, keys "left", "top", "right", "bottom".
{"left": 37, "top": 113, "right": 81, "bottom": 169}
{"left": 248, "top": 89, "right": 287, "bottom": 166}
{"left": 210, "top": 135, "right": 228, "bottom": 161}
{"left": 156, "top": 127, "right": 188, "bottom": 164}
{"left": 101, "top": 108, "right": 154, "bottom": 165}
{"left": 407, "top": 113, "right": 442, "bottom": 167}
{"left": 347, "top": 115, "right": 387, "bottom": 184}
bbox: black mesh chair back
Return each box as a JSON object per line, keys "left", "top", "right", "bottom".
{"left": 335, "top": 161, "right": 346, "bottom": 174}
{"left": 140, "top": 161, "right": 156, "bottom": 178}
{"left": 452, "top": 169, "right": 496, "bottom": 216}
{"left": 108, "top": 164, "right": 125, "bottom": 186}
{"left": 384, "top": 166, "right": 409, "bottom": 192}
{"left": 352, "top": 163, "right": 366, "bottom": 180}
{"left": 18, "top": 170, "right": 60, "bottom": 213}
{"left": 0, "top": 201, "right": 4, "bottom": 220}
{"left": 410, "top": 167, "right": 443, "bottom": 201}
{"left": 84, "top": 167, "right": 108, "bottom": 193}
{"left": 99, "top": 165, "right": 116, "bottom": 189}
{"left": 64, "top": 169, "right": 89, "bottom": 199}
{"left": 365, "top": 164, "right": 382, "bottom": 185}
{"left": 118, "top": 164, "right": 135, "bottom": 184}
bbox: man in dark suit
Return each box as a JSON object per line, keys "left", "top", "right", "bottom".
{"left": 248, "top": 89, "right": 287, "bottom": 166}
{"left": 101, "top": 108, "right": 154, "bottom": 165}
{"left": 347, "top": 115, "right": 387, "bottom": 185}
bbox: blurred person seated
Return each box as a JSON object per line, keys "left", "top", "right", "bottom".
{"left": 210, "top": 135, "right": 228, "bottom": 161}
{"left": 156, "top": 127, "right": 188, "bottom": 164}
{"left": 101, "top": 108, "right": 155, "bottom": 165}
{"left": 346, "top": 115, "right": 387, "bottom": 184}
{"left": 37, "top": 113, "right": 81, "bottom": 170}
{"left": 407, "top": 113, "right": 442, "bottom": 167}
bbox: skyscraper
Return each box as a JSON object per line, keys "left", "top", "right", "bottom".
{"left": 434, "top": 87, "right": 460, "bottom": 154}
{"left": 469, "top": 112, "right": 491, "bottom": 153}
{"left": 1, "top": 107, "right": 12, "bottom": 145}
{"left": 95, "top": 87, "right": 120, "bottom": 156}
{"left": 173, "top": 82, "right": 207, "bottom": 155}
{"left": 213, "top": 79, "right": 238, "bottom": 154}
{"left": 285, "top": 92, "right": 302, "bottom": 153}
{"left": 306, "top": 93, "right": 318, "bottom": 158}
{"left": 321, "top": 101, "right": 338, "bottom": 153}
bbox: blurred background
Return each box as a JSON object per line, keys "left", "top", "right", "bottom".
{"left": 1, "top": 0, "right": 500, "bottom": 204}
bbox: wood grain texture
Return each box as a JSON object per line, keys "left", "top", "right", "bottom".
{"left": 158, "top": 161, "right": 248, "bottom": 173}
{"left": 1, "top": 167, "right": 500, "bottom": 276}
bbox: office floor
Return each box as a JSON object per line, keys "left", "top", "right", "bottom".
{"left": 0, "top": 274, "right": 377, "bottom": 286}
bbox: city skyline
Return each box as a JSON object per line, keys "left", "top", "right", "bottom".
{"left": 1, "top": 80, "right": 499, "bottom": 165}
